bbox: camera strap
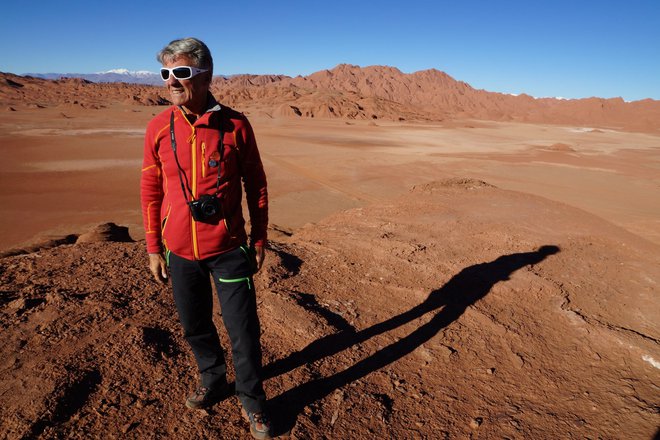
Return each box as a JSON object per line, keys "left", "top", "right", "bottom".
{"left": 169, "top": 109, "right": 224, "bottom": 202}
{"left": 170, "top": 111, "right": 193, "bottom": 203}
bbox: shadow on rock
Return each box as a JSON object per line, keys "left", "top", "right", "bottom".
{"left": 269, "top": 243, "right": 303, "bottom": 277}
{"left": 25, "top": 369, "right": 102, "bottom": 439}
{"left": 266, "top": 245, "right": 560, "bottom": 435}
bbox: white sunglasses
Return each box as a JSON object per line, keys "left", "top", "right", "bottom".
{"left": 160, "top": 66, "right": 208, "bottom": 81}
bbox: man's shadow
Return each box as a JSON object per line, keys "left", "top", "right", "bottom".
{"left": 264, "top": 245, "right": 560, "bottom": 434}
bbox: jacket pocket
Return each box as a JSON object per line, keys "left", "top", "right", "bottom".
{"left": 217, "top": 275, "right": 253, "bottom": 291}
{"left": 239, "top": 244, "right": 258, "bottom": 274}
{"left": 161, "top": 203, "right": 172, "bottom": 235}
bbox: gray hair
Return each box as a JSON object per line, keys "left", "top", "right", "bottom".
{"left": 157, "top": 37, "right": 213, "bottom": 74}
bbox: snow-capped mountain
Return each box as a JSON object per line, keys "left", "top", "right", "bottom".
{"left": 101, "top": 68, "right": 157, "bottom": 77}
{"left": 24, "top": 69, "right": 162, "bottom": 85}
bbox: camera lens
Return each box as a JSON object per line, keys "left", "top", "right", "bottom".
{"left": 202, "top": 203, "right": 217, "bottom": 216}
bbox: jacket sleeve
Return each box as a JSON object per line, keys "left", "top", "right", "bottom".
{"left": 238, "top": 117, "right": 268, "bottom": 247}
{"left": 140, "top": 122, "right": 164, "bottom": 254}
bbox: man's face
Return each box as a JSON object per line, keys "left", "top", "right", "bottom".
{"left": 162, "top": 54, "right": 211, "bottom": 112}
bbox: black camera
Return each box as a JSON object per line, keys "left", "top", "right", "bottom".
{"left": 188, "top": 194, "right": 222, "bottom": 222}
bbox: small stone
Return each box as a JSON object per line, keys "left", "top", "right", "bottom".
{"left": 438, "top": 345, "right": 456, "bottom": 361}
{"left": 415, "top": 346, "right": 434, "bottom": 364}
{"left": 7, "top": 298, "right": 26, "bottom": 312}
{"left": 76, "top": 222, "right": 133, "bottom": 244}
{"left": 513, "top": 353, "right": 525, "bottom": 369}
{"left": 330, "top": 409, "right": 340, "bottom": 426}
{"left": 574, "top": 418, "right": 587, "bottom": 427}
{"left": 121, "top": 422, "right": 139, "bottom": 434}
{"left": 487, "top": 368, "right": 496, "bottom": 374}
{"left": 120, "top": 393, "right": 136, "bottom": 406}
{"left": 46, "top": 292, "right": 63, "bottom": 304}
{"left": 469, "top": 417, "right": 483, "bottom": 429}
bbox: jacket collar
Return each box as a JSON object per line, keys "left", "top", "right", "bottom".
{"left": 176, "top": 94, "right": 222, "bottom": 126}
{"left": 205, "top": 94, "right": 222, "bottom": 113}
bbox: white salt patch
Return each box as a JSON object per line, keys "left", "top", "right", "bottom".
{"left": 642, "top": 355, "right": 660, "bottom": 369}
{"left": 565, "top": 127, "right": 617, "bottom": 133}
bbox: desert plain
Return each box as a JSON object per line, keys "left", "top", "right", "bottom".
{"left": 0, "top": 70, "right": 659, "bottom": 439}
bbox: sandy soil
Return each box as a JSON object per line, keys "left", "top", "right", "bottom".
{"left": 0, "top": 104, "right": 659, "bottom": 439}
{"left": 1, "top": 106, "right": 659, "bottom": 251}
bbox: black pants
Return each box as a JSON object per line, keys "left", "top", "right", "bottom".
{"left": 168, "top": 245, "right": 266, "bottom": 413}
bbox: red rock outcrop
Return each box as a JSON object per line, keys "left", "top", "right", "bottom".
{"left": 2, "top": 65, "right": 659, "bottom": 132}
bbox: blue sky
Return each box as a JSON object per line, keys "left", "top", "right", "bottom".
{"left": 2, "top": 0, "right": 659, "bottom": 101}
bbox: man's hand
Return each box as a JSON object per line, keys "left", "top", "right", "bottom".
{"left": 254, "top": 245, "right": 265, "bottom": 273}
{"left": 149, "top": 253, "right": 168, "bottom": 284}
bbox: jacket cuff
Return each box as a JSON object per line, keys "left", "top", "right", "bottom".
{"left": 252, "top": 238, "right": 267, "bottom": 248}
{"left": 146, "top": 242, "right": 162, "bottom": 255}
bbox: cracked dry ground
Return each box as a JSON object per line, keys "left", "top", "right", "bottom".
{"left": 1, "top": 180, "right": 658, "bottom": 439}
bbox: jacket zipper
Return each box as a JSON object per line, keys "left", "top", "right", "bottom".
{"left": 201, "top": 141, "right": 206, "bottom": 178}
{"left": 188, "top": 125, "right": 200, "bottom": 260}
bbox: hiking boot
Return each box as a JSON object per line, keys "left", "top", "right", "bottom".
{"left": 185, "top": 385, "right": 227, "bottom": 409}
{"left": 241, "top": 407, "right": 273, "bottom": 439}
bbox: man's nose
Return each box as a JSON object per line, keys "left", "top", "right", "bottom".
{"left": 166, "top": 75, "right": 180, "bottom": 86}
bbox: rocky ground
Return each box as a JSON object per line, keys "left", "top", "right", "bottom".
{"left": 1, "top": 179, "right": 658, "bottom": 439}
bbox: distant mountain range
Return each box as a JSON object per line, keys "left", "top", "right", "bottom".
{"left": 23, "top": 69, "right": 163, "bottom": 85}
{"left": 4, "top": 64, "right": 659, "bottom": 133}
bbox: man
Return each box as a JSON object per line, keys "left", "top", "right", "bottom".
{"left": 140, "top": 37, "right": 271, "bottom": 439}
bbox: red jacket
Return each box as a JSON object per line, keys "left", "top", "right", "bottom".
{"left": 141, "top": 97, "right": 268, "bottom": 260}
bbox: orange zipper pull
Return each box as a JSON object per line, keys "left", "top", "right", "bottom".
{"left": 201, "top": 141, "right": 206, "bottom": 178}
